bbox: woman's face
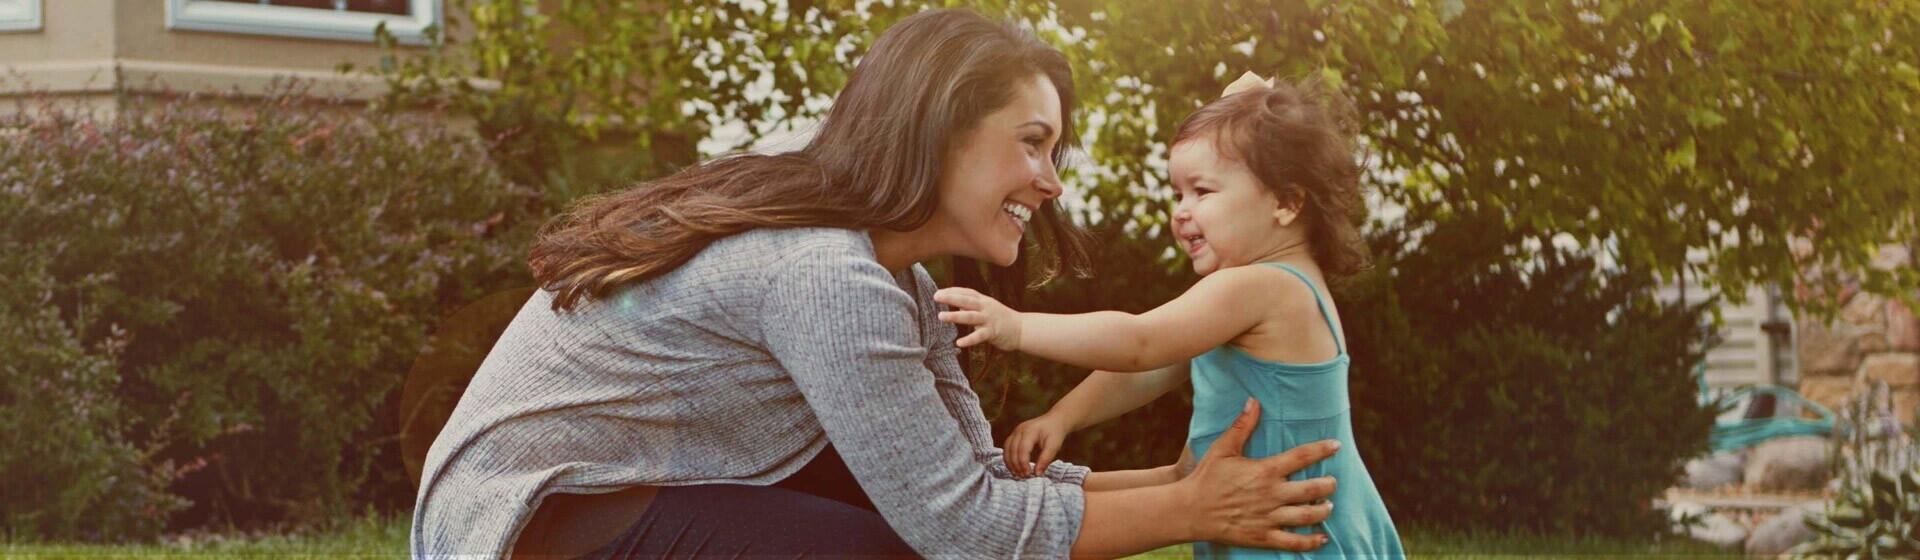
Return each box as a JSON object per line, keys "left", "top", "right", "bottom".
{"left": 927, "top": 73, "right": 1065, "bottom": 267}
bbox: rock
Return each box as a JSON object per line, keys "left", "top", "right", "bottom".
{"left": 1890, "top": 300, "right": 1920, "bottom": 352}
{"left": 1797, "top": 320, "right": 1863, "bottom": 376}
{"left": 1681, "top": 451, "right": 1746, "bottom": 490}
{"left": 1669, "top": 501, "right": 1749, "bottom": 549}
{"left": 1844, "top": 293, "right": 1887, "bottom": 327}
{"left": 1888, "top": 299, "right": 1920, "bottom": 351}
{"left": 1799, "top": 376, "right": 1857, "bottom": 418}
{"left": 1746, "top": 502, "right": 1823, "bottom": 557}
{"left": 1744, "top": 436, "right": 1832, "bottom": 492}
{"left": 1861, "top": 354, "right": 1920, "bottom": 389}
{"left": 1895, "top": 389, "right": 1920, "bottom": 426}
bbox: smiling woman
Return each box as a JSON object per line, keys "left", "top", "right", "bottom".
{"left": 412, "top": 7, "right": 1344, "bottom": 559}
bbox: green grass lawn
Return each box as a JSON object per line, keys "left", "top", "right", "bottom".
{"left": 1, "top": 514, "right": 409, "bottom": 559}
{"left": 3, "top": 516, "right": 1743, "bottom": 559}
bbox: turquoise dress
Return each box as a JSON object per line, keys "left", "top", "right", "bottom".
{"left": 1187, "top": 263, "right": 1405, "bottom": 559}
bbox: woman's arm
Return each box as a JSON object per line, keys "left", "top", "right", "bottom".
{"left": 766, "top": 248, "right": 1095, "bottom": 556}
{"left": 910, "top": 266, "right": 1094, "bottom": 485}
{"left": 936, "top": 265, "right": 1281, "bottom": 372}
{"left": 1082, "top": 465, "right": 1177, "bottom": 491}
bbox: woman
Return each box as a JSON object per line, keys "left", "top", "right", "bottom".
{"left": 412, "top": 8, "right": 1339, "bottom": 558}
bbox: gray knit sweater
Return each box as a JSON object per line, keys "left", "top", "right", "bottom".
{"left": 411, "top": 227, "right": 1090, "bottom": 558}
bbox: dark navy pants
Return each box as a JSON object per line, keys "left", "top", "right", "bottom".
{"left": 577, "top": 484, "right": 918, "bottom": 559}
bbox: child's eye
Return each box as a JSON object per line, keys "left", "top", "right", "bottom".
{"left": 1024, "top": 136, "right": 1045, "bottom": 148}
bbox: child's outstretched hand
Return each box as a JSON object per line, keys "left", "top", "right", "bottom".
{"left": 932, "top": 287, "right": 1023, "bottom": 350}
{"left": 1004, "top": 413, "right": 1071, "bottom": 478}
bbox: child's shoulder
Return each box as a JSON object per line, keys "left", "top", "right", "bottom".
{"left": 1191, "top": 263, "right": 1320, "bottom": 312}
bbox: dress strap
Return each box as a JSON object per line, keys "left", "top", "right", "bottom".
{"left": 1257, "top": 262, "right": 1344, "bottom": 354}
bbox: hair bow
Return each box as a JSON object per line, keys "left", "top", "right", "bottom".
{"left": 1221, "top": 71, "right": 1275, "bottom": 97}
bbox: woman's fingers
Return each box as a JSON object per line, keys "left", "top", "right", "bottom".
{"left": 1200, "top": 398, "right": 1262, "bottom": 462}
{"left": 1269, "top": 501, "right": 1333, "bottom": 528}
{"left": 1255, "top": 530, "right": 1330, "bottom": 553}
{"left": 1275, "top": 476, "right": 1338, "bottom": 505}
{"left": 1255, "top": 439, "right": 1342, "bottom": 483}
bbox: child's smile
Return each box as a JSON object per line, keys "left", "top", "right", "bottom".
{"left": 1167, "top": 137, "right": 1296, "bottom": 276}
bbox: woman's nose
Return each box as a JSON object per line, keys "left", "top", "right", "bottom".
{"left": 1033, "top": 158, "right": 1064, "bottom": 200}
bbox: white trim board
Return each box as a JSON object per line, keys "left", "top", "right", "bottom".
{"left": 165, "top": 0, "right": 440, "bottom": 44}
{"left": 0, "top": 0, "right": 42, "bottom": 33}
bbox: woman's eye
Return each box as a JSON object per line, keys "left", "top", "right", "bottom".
{"left": 1024, "top": 137, "right": 1045, "bottom": 149}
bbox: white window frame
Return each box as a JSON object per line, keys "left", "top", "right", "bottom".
{"left": 0, "top": 0, "right": 42, "bottom": 33}
{"left": 165, "top": 0, "right": 440, "bottom": 44}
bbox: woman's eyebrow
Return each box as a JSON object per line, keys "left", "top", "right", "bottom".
{"left": 1018, "top": 121, "right": 1055, "bottom": 139}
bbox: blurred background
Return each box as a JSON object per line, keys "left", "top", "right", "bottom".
{"left": 3, "top": 0, "right": 1917, "bottom": 556}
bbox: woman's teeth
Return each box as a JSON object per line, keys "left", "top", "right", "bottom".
{"left": 1002, "top": 203, "right": 1032, "bottom": 224}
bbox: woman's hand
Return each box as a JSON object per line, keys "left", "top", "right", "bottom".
{"left": 933, "top": 287, "right": 1023, "bottom": 351}
{"left": 1178, "top": 398, "right": 1340, "bottom": 551}
{"left": 1004, "top": 413, "right": 1073, "bottom": 478}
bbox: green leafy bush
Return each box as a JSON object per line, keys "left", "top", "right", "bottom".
{"left": 0, "top": 85, "right": 537, "bottom": 535}
{"left": 0, "top": 253, "right": 185, "bottom": 542}
{"left": 1340, "top": 218, "right": 1717, "bottom": 538}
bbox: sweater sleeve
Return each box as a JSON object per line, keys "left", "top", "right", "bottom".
{"left": 910, "top": 266, "right": 1091, "bottom": 486}
{"left": 761, "top": 246, "right": 1085, "bottom": 557}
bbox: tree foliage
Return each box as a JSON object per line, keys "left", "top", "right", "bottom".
{"left": 380, "top": 0, "right": 1920, "bottom": 311}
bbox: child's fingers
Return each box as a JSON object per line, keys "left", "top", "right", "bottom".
{"left": 1005, "top": 432, "right": 1029, "bottom": 476}
{"left": 955, "top": 327, "right": 993, "bottom": 348}
{"left": 937, "top": 310, "right": 986, "bottom": 326}
{"left": 1036, "top": 437, "right": 1061, "bottom": 475}
{"left": 1016, "top": 433, "right": 1039, "bottom": 477}
{"left": 932, "top": 287, "right": 982, "bottom": 307}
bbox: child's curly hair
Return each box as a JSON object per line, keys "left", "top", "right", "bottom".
{"left": 1171, "top": 76, "right": 1369, "bottom": 278}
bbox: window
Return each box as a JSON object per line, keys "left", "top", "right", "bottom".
{"left": 0, "top": 0, "right": 41, "bottom": 33}
{"left": 166, "top": 0, "right": 440, "bottom": 44}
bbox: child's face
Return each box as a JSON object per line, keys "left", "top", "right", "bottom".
{"left": 1167, "top": 137, "right": 1294, "bottom": 276}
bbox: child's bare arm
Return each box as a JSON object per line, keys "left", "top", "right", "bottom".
{"left": 1049, "top": 362, "right": 1191, "bottom": 430}
{"left": 934, "top": 266, "right": 1277, "bottom": 372}
{"left": 1004, "top": 363, "right": 1190, "bottom": 477}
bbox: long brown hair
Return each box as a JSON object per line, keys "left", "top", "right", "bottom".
{"left": 1172, "top": 77, "right": 1370, "bottom": 278}
{"left": 529, "top": 8, "right": 1090, "bottom": 312}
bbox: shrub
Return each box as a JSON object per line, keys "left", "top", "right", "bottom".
{"left": 1339, "top": 218, "right": 1716, "bottom": 537}
{"left": 0, "top": 85, "right": 538, "bottom": 535}
{"left": 0, "top": 253, "right": 184, "bottom": 541}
